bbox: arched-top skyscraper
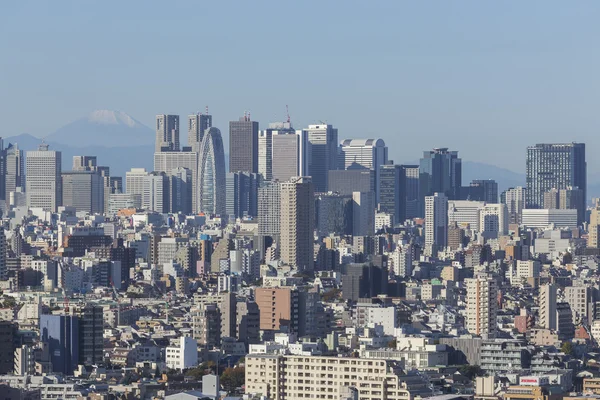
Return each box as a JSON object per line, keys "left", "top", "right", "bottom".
{"left": 198, "top": 127, "right": 226, "bottom": 215}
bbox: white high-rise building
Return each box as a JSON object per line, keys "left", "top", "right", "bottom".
{"left": 143, "top": 172, "right": 169, "bottom": 213}
{"left": 466, "top": 276, "right": 498, "bottom": 339}
{"left": 448, "top": 200, "right": 485, "bottom": 232}
{"left": 339, "top": 138, "right": 388, "bottom": 202}
{"left": 425, "top": 193, "right": 448, "bottom": 256}
{"left": 165, "top": 336, "right": 198, "bottom": 370}
{"left": 503, "top": 186, "right": 526, "bottom": 225}
{"left": 479, "top": 203, "right": 508, "bottom": 239}
{"left": 125, "top": 168, "right": 149, "bottom": 208}
{"left": 26, "top": 143, "right": 62, "bottom": 212}
{"left": 258, "top": 122, "right": 311, "bottom": 183}
{"left": 280, "top": 177, "right": 314, "bottom": 271}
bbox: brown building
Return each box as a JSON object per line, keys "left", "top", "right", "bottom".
{"left": 447, "top": 222, "right": 465, "bottom": 250}
{"left": 584, "top": 378, "right": 600, "bottom": 394}
{"left": 255, "top": 287, "right": 297, "bottom": 332}
{"left": 503, "top": 385, "right": 562, "bottom": 400}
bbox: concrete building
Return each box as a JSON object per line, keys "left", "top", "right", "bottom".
{"left": 26, "top": 143, "right": 62, "bottom": 211}
{"left": 352, "top": 191, "right": 375, "bottom": 237}
{"left": 379, "top": 164, "right": 404, "bottom": 224}
{"left": 328, "top": 169, "right": 374, "bottom": 196}
{"left": 540, "top": 284, "right": 557, "bottom": 330}
{"left": 315, "top": 193, "right": 353, "bottom": 237}
{"left": 402, "top": 165, "right": 420, "bottom": 220}
{"left": 258, "top": 181, "right": 281, "bottom": 238}
{"left": 502, "top": 186, "right": 526, "bottom": 225}
{"left": 154, "top": 151, "right": 198, "bottom": 211}
{"left": 169, "top": 167, "right": 193, "bottom": 214}
{"left": 61, "top": 171, "right": 104, "bottom": 214}
{"left": 419, "top": 148, "right": 461, "bottom": 216}
{"left": 226, "top": 171, "right": 259, "bottom": 219}
{"left": 521, "top": 209, "right": 578, "bottom": 229}
{"left": 125, "top": 168, "right": 149, "bottom": 208}
{"left": 339, "top": 138, "right": 388, "bottom": 202}
{"left": 142, "top": 172, "right": 169, "bottom": 213}
{"left": 245, "top": 355, "right": 413, "bottom": 400}
{"left": 165, "top": 336, "right": 198, "bottom": 370}
{"left": 156, "top": 114, "right": 180, "bottom": 152}
{"left": 466, "top": 276, "right": 498, "bottom": 338}
{"left": 4, "top": 143, "right": 24, "bottom": 203}
{"left": 187, "top": 112, "right": 212, "bottom": 152}
{"left": 479, "top": 203, "right": 508, "bottom": 239}
{"left": 279, "top": 177, "right": 314, "bottom": 271}
{"left": 589, "top": 199, "right": 600, "bottom": 248}
{"left": 448, "top": 200, "right": 485, "bottom": 232}
{"left": 425, "top": 193, "right": 448, "bottom": 256}
{"left": 229, "top": 115, "right": 259, "bottom": 173}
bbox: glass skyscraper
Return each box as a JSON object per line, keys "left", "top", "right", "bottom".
{"left": 525, "top": 143, "right": 586, "bottom": 212}
{"left": 418, "top": 148, "right": 461, "bottom": 217}
{"left": 198, "top": 127, "right": 226, "bottom": 215}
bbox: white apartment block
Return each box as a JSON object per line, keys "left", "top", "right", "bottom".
{"left": 245, "top": 355, "right": 413, "bottom": 400}
{"left": 465, "top": 276, "right": 498, "bottom": 339}
{"left": 165, "top": 336, "right": 198, "bottom": 370}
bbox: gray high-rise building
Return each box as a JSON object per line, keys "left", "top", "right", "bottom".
{"left": 156, "top": 114, "right": 180, "bottom": 152}
{"left": 26, "top": 143, "right": 62, "bottom": 211}
{"left": 61, "top": 171, "right": 104, "bottom": 214}
{"left": 316, "top": 193, "right": 353, "bottom": 237}
{"left": 198, "top": 127, "right": 226, "bottom": 215}
{"left": 226, "top": 171, "right": 259, "bottom": 219}
{"left": 379, "top": 164, "right": 404, "bottom": 225}
{"left": 125, "top": 168, "right": 149, "bottom": 208}
{"left": 328, "top": 169, "right": 374, "bottom": 196}
{"left": 280, "top": 177, "right": 315, "bottom": 271}
{"left": 187, "top": 113, "right": 212, "bottom": 151}
{"left": 154, "top": 151, "right": 199, "bottom": 212}
{"left": 306, "top": 124, "right": 338, "bottom": 192}
{"left": 258, "top": 122, "right": 302, "bottom": 182}
{"left": 419, "top": 148, "right": 461, "bottom": 217}
{"left": 72, "top": 156, "right": 97, "bottom": 171}
{"left": 4, "top": 143, "right": 24, "bottom": 202}
{"left": 229, "top": 115, "right": 259, "bottom": 173}
{"left": 339, "top": 139, "right": 388, "bottom": 202}
{"left": 461, "top": 179, "right": 498, "bottom": 203}
{"left": 143, "top": 172, "right": 170, "bottom": 213}
{"left": 402, "top": 165, "right": 420, "bottom": 220}
{"left": 526, "top": 143, "right": 586, "bottom": 217}
{"left": 170, "top": 167, "right": 193, "bottom": 214}
{"left": 258, "top": 181, "right": 281, "bottom": 238}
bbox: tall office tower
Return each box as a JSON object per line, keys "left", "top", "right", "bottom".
{"left": 258, "top": 129, "right": 273, "bottom": 180}
{"left": 39, "top": 314, "right": 79, "bottom": 375}
{"left": 154, "top": 151, "right": 199, "bottom": 211}
{"left": 315, "top": 193, "right": 353, "bottom": 237}
{"left": 305, "top": 124, "right": 338, "bottom": 192}
{"left": 502, "top": 186, "right": 526, "bottom": 225}
{"left": 258, "top": 121, "right": 297, "bottom": 181}
{"left": 379, "top": 164, "right": 404, "bottom": 225}
{"left": 339, "top": 139, "right": 388, "bottom": 202}
{"left": 198, "top": 127, "right": 226, "bottom": 215}
{"left": 540, "top": 283, "right": 557, "bottom": 329}
{"left": 0, "top": 139, "right": 4, "bottom": 202}
{"left": 72, "top": 156, "right": 97, "bottom": 171}
{"left": 155, "top": 114, "right": 180, "bottom": 152}
{"left": 448, "top": 200, "right": 486, "bottom": 232}
{"left": 72, "top": 305, "right": 104, "bottom": 366}
{"left": 4, "top": 143, "right": 24, "bottom": 200}
{"left": 588, "top": 200, "right": 600, "bottom": 249}
{"left": 559, "top": 187, "right": 585, "bottom": 225}
{"left": 229, "top": 114, "right": 259, "bottom": 173}
{"left": 424, "top": 193, "right": 448, "bottom": 256}
{"left": 402, "top": 165, "right": 420, "bottom": 220}
{"left": 169, "top": 167, "right": 192, "bottom": 214}
{"left": 328, "top": 169, "right": 374, "bottom": 195}
{"left": 187, "top": 112, "right": 212, "bottom": 151}
{"left": 419, "top": 148, "right": 461, "bottom": 216}
{"left": 143, "top": 172, "right": 170, "bottom": 213}
{"left": 0, "top": 228, "right": 5, "bottom": 280}
{"left": 61, "top": 171, "right": 104, "bottom": 214}
{"left": 26, "top": 143, "right": 62, "bottom": 211}
{"left": 526, "top": 143, "right": 586, "bottom": 211}
{"left": 462, "top": 179, "right": 498, "bottom": 203}
{"left": 543, "top": 188, "right": 560, "bottom": 209}
{"left": 280, "top": 177, "right": 315, "bottom": 271}
{"left": 352, "top": 191, "right": 375, "bottom": 237}
{"left": 258, "top": 181, "right": 281, "bottom": 238}
{"left": 465, "top": 276, "right": 498, "bottom": 339}
{"left": 226, "top": 171, "right": 259, "bottom": 219}
{"left": 125, "top": 168, "right": 149, "bottom": 208}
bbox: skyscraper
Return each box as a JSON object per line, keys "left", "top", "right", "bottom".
{"left": 280, "top": 177, "right": 315, "bottom": 271}
{"left": 305, "top": 124, "right": 338, "bottom": 192}
{"left": 502, "top": 186, "right": 526, "bottom": 225}
{"left": 72, "top": 156, "right": 97, "bottom": 171}
{"left": 61, "top": 171, "right": 105, "bottom": 214}
{"left": 169, "top": 167, "right": 193, "bottom": 214}
{"left": 26, "top": 143, "right": 62, "bottom": 211}
{"left": 143, "top": 172, "right": 170, "bottom": 213}
{"left": 125, "top": 168, "right": 149, "bottom": 208}
{"left": 156, "top": 114, "right": 180, "bottom": 152}
{"left": 339, "top": 139, "right": 388, "bottom": 202}
{"left": 379, "top": 164, "right": 404, "bottom": 225}
{"left": 424, "top": 193, "right": 448, "bottom": 256}
{"left": 229, "top": 115, "right": 259, "bottom": 173}
{"left": 526, "top": 143, "right": 586, "bottom": 212}
{"left": 258, "top": 122, "right": 298, "bottom": 181}
{"left": 419, "top": 148, "right": 461, "bottom": 216}
{"left": 352, "top": 191, "right": 375, "bottom": 237}
{"left": 258, "top": 129, "right": 273, "bottom": 180}
{"left": 198, "top": 127, "right": 226, "bottom": 215}
{"left": 402, "top": 165, "right": 420, "bottom": 220}
{"left": 4, "top": 143, "right": 24, "bottom": 202}
{"left": 258, "top": 181, "right": 281, "bottom": 238}
{"left": 540, "top": 283, "right": 557, "bottom": 330}
{"left": 226, "top": 171, "right": 259, "bottom": 219}
{"left": 187, "top": 112, "right": 212, "bottom": 152}
{"left": 466, "top": 276, "right": 498, "bottom": 339}
{"left": 461, "top": 179, "right": 498, "bottom": 203}
{"left": 39, "top": 314, "right": 79, "bottom": 375}
{"left": 154, "top": 151, "right": 199, "bottom": 211}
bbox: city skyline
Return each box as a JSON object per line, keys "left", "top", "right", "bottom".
{"left": 3, "top": 2, "right": 600, "bottom": 173}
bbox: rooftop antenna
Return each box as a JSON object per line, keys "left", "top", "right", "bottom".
{"left": 205, "top": 105, "right": 209, "bottom": 115}
{"left": 286, "top": 105, "right": 290, "bottom": 124}
{"left": 248, "top": 111, "right": 251, "bottom": 121}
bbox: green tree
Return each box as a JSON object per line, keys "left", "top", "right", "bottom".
{"left": 561, "top": 341, "right": 574, "bottom": 355}
{"left": 220, "top": 366, "right": 245, "bottom": 393}
{"left": 459, "top": 365, "right": 483, "bottom": 379}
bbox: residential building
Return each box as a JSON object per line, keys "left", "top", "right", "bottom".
{"left": 466, "top": 276, "right": 498, "bottom": 338}
{"left": 425, "top": 193, "right": 448, "bottom": 256}
{"left": 279, "top": 177, "right": 314, "bottom": 271}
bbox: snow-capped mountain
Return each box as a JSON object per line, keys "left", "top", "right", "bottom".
{"left": 45, "top": 110, "right": 154, "bottom": 147}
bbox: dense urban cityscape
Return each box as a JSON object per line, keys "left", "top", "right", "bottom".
{"left": 0, "top": 109, "right": 599, "bottom": 400}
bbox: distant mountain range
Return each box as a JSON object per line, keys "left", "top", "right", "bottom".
{"left": 3, "top": 110, "right": 599, "bottom": 200}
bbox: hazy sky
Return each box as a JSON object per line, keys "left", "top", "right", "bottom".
{"left": 2, "top": 1, "right": 600, "bottom": 173}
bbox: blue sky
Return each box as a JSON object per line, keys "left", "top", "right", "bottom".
{"left": 2, "top": 1, "right": 600, "bottom": 173}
